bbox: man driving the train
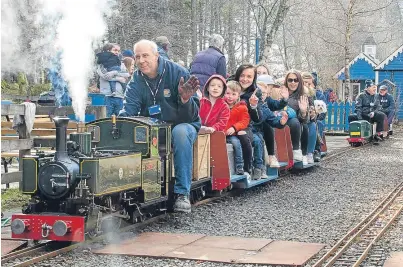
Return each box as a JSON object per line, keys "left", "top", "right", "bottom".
{"left": 348, "top": 83, "right": 386, "bottom": 140}
{"left": 119, "top": 39, "right": 201, "bottom": 213}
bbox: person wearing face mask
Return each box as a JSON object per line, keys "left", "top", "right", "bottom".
{"left": 348, "top": 83, "right": 386, "bottom": 140}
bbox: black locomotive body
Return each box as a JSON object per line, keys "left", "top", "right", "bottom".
{"left": 12, "top": 116, "right": 172, "bottom": 241}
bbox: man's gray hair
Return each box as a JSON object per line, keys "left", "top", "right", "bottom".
{"left": 133, "top": 40, "right": 158, "bottom": 54}
{"left": 209, "top": 34, "right": 224, "bottom": 50}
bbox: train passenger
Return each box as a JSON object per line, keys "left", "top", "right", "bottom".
{"left": 256, "top": 63, "right": 271, "bottom": 76}
{"left": 235, "top": 64, "right": 287, "bottom": 179}
{"left": 256, "top": 75, "right": 289, "bottom": 168}
{"left": 378, "top": 85, "right": 395, "bottom": 135}
{"left": 97, "top": 43, "right": 130, "bottom": 117}
{"left": 119, "top": 40, "right": 201, "bottom": 213}
{"left": 348, "top": 84, "right": 386, "bottom": 141}
{"left": 199, "top": 75, "right": 230, "bottom": 134}
{"left": 224, "top": 81, "right": 251, "bottom": 175}
{"left": 302, "top": 72, "right": 318, "bottom": 164}
{"left": 232, "top": 64, "right": 261, "bottom": 175}
{"left": 284, "top": 71, "right": 309, "bottom": 162}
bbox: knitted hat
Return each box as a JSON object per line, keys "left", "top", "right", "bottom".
{"left": 122, "top": 50, "right": 134, "bottom": 58}
{"left": 379, "top": 85, "right": 388, "bottom": 90}
{"left": 156, "top": 36, "right": 170, "bottom": 46}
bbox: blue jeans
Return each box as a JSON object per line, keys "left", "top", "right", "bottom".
{"left": 307, "top": 122, "right": 317, "bottom": 154}
{"left": 384, "top": 110, "right": 395, "bottom": 125}
{"left": 317, "top": 120, "right": 324, "bottom": 139}
{"left": 172, "top": 123, "right": 198, "bottom": 196}
{"left": 226, "top": 136, "right": 244, "bottom": 171}
{"left": 105, "top": 96, "right": 123, "bottom": 117}
{"left": 252, "top": 133, "right": 264, "bottom": 169}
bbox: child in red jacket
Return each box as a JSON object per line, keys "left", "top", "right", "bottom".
{"left": 199, "top": 75, "right": 230, "bottom": 134}
{"left": 225, "top": 81, "right": 252, "bottom": 175}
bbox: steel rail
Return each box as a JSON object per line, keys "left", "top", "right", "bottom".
{"left": 312, "top": 181, "right": 403, "bottom": 267}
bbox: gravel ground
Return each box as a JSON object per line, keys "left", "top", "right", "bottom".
{"left": 30, "top": 132, "right": 403, "bottom": 267}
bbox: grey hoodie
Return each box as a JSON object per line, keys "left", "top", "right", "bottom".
{"left": 97, "top": 63, "right": 130, "bottom": 98}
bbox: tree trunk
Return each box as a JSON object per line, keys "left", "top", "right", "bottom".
{"left": 246, "top": 4, "right": 251, "bottom": 62}
{"left": 228, "top": 2, "right": 236, "bottom": 73}
{"left": 345, "top": 0, "right": 354, "bottom": 102}
{"left": 198, "top": 0, "right": 203, "bottom": 52}
{"left": 261, "top": 0, "right": 289, "bottom": 63}
{"left": 191, "top": 0, "right": 198, "bottom": 57}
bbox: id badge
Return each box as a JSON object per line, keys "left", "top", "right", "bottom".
{"left": 148, "top": 104, "right": 161, "bottom": 115}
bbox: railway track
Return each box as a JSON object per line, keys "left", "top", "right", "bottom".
{"left": 1, "top": 144, "right": 359, "bottom": 267}
{"left": 312, "top": 181, "right": 403, "bottom": 267}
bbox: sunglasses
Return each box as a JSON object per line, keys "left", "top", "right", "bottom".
{"left": 287, "top": 78, "right": 299, "bottom": 83}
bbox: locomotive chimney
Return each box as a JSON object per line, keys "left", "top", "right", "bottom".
{"left": 53, "top": 116, "right": 70, "bottom": 161}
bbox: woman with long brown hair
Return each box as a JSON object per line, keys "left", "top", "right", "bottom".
{"left": 284, "top": 70, "right": 309, "bottom": 164}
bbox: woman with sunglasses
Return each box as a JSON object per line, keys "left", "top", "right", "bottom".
{"left": 284, "top": 71, "right": 309, "bottom": 164}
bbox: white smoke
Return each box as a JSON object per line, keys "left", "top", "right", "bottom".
{"left": 41, "top": 0, "right": 114, "bottom": 121}
{"left": 1, "top": 0, "right": 114, "bottom": 122}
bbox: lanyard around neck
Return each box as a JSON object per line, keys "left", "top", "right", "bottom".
{"left": 141, "top": 65, "right": 166, "bottom": 105}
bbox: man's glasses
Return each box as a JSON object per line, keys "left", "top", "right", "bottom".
{"left": 287, "top": 78, "right": 299, "bottom": 83}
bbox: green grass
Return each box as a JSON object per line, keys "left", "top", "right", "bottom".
{"left": 1, "top": 189, "right": 30, "bottom": 211}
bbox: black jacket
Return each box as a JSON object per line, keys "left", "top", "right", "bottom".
{"left": 354, "top": 91, "right": 381, "bottom": 119}
{"left": 96, "top": 52, "right": 120, "bottom": 69}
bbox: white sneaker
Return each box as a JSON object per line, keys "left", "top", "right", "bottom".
{"left": 302, "top": 156, "right": 308, "bottom": 166}
{"left": 269, "top": 156, "right": 281, "bottom": 168}
{"left": 261, "top": 169, "right": 269, "bottom": 179}
{"left": 307, "top": 153, "right": 314, "bottom": 164}
{"left": 293, "top": 150, "right": 303, "bottom": 162}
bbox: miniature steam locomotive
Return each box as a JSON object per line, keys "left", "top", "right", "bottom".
{"left": 11, "top": 116, "right": 173, "bottom": 242}
{"left": 11, "top": 116, "right": 325, "bottom": 242}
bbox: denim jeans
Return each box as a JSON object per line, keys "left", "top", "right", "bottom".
{"left": 172, "top": 123, "right": 198, "bottom": 196}
{"left": 105, "top": 96, "right": 123, "bottom": 117}
{"left": 317, "top": 120, "right": 324, "bottom": 139}
{"left": 226, "top": 136, "right": 244, "bottom": 171}
{"left": 252, "top": 133, "right": 264, "bottom": 169}
{"left": 307, "top": 122, "right": 317, "bottom": 154}
{"left": 384, "top": 110, "right": 395, "bottom": 125}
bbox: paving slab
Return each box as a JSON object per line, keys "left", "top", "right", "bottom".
{"left": 191, "top": 235, "right": 272, "bottom": 251}
{"left": 163, "top": 245, "right": 255, "bottom": 263}
{"left": 383, "top": 252, "right": 403, "bottom": 267}
{"left": 1, "top": 239, "right": 27, "bottom": 256}
{"left": 94, "top": 232, "right": 325, "bottom": 266}
{"left": 237, "top": 240, "right": 325, "bottom": 266}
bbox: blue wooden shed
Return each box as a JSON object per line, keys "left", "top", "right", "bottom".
{"left": 375, "top": 44, "right": 403, "bottom": 121}
{"left": 334, "top": 53, "right": 379, "bottom": 99}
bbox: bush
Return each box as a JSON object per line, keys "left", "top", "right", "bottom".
{"left": 1, "top": 80, "right": 20, "bottom": 95}
{"left": 31, "top": 83, "right": 51, "bottom": 95}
